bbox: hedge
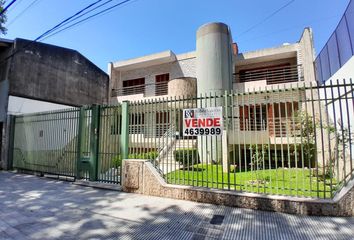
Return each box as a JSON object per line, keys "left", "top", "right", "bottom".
{"left": 174, "top": 148, "right": 199, "bottom": 166}
{"left": 112, "top": 151, "right": 158, "bottom": 167}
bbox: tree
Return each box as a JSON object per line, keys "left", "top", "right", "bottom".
{"left": 293, "top": 110, "right": 317, "bottom": 168}
{"left": 0, "top": 0, "right": 7, "bottom": 35}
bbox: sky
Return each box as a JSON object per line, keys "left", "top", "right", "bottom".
{"left": 2, "top": 0, "right": 351, "bottom": 72}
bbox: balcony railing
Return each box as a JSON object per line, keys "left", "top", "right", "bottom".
{"left": 112, "top": 81, "right": 169, "bottom": 97}
{"left": 270, "top": 117, "right": 301, "bottom": 137}
{"left": 233, "top": 117, "right": 301, "bottom": 137}
{"left": 234, "top": 64, "right": 303, "bottom": 85}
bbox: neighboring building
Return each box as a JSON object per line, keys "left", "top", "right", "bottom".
{"left": 315, "top": 0, "right": 354, "bottom": 85}
{"left": 0, "top": 38, "right": 109, "bottom": 169}
{"left": 315, "top": 0, "right": 354, "bottom": 179}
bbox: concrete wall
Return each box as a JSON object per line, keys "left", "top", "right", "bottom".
{"left": 326, "top": 56, "right": 354, "bottom": 81}
{"left": 123, "top": 159, "right": 354, "bottom": 216}
{"left": 0, "top": 80, "right": 9, "bottom": 122}
{"left": 0, "top": 42, "right": 12, "bottom": 122}
{"left": 0, "top": 38, "right": 109, "bottom": 170}
{"left": 8, "top": 39, "right": 109, "bottom": 106}
{"left": 7, "top": 96, "right": 72, "bottom": 115}
{"left": 320, "top": 58, "right": 354, "bottom": 181}
{"left": 298, "top": 28, "right": 316, "bottom": 82}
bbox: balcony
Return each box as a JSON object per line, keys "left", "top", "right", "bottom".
{"left": 111, "top": 81, "right": 168, "bottom": 97}
{"left": 234, "top": 64, "right": 304, "bottom": 85}
{"left": 228, "top": 116, "right": 301, "bottom": 145}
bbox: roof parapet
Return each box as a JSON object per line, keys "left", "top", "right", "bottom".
{"left": 112, "top": 50, "right": 177, "bottom": 71}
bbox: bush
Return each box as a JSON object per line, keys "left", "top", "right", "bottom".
{"left": 112, "top": 151, "right": 158, "bottom": 167}
{"left": 129, "top": 151, "right": 158, "bottom": 160}
{"left": 112, "top": 155, "right": 122, "bottom": 167}
{"left": 174, "top": 148, "right": 199, "bottom": 166}
{"left": 229, "top": 164, "right": 237, "bottom": 173}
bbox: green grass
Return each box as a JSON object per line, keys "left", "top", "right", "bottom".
{"left": 166, "top": 164, "right": 338, "bottom": 198}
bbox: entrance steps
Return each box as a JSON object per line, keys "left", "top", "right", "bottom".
{"left": 158, "top": 139, "right": 197, "bottom": 174}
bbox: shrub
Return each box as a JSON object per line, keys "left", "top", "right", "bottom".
{"left": 229, "top": 164, "right": 237, "bottom": 173}
{"left": 112, "top": 155, "right": 122, "bottom": 167}
{"left": 129, "top": 151, "right": 158, "bottom": 160}
{"left": 174, "top": 148, "right": 199, "bottom": 166}
{"left": 112, "top": 151, "right": 158, "bottom": 167}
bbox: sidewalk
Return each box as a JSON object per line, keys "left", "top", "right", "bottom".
{"left": 0, "top": 172, "right": 353, "bottom": 240}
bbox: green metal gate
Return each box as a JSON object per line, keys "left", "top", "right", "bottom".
{"left": 12, "top": 105, "right": 122, "bottom": 184}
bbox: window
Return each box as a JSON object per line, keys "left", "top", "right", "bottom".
{"left": 273, "top": 102, "right": 299, "bottom": 118}
{"left": 155, "top": 111, "right": 170, "bottom": 136}
{"left": 39, "top": 130, "right": 44, "bottom": 137}
{"left": 130, "top": 113, "right": 145, "bottom": 134}
{"left": 155, "top": 73, "right": 169, "bottom": 96}
{"left": 122, "top": 78, "right": 145, "bottom": 95}
{"left": 238, "top": 64, "right": 297, "bottom": 85}
{"left": 239, "top": 105, "right": 267, "bottom": 131}
{"left": 270, "top": 102, "right": 299, "bottom": 137}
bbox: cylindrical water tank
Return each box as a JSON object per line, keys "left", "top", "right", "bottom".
{"left": 196, "top": 22, "right": 233, "bottom": 96}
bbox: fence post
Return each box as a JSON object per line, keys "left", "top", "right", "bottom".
{"left": 90, "top": 105, "right": 100, "bottom": 181}
{"left": 222, "top": 91, "right": 229, "bottom": 173}
{"left": 76, "top": 107, "right": 85, "bottom": 179}
{"left": 121, "top": 101, "right": 129, "bottom": 160}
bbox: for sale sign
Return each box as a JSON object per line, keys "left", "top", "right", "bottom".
{"left": 183, "top": 107, "right": 223, "bottom": 136}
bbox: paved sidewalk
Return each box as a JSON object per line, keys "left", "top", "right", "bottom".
{"left": 0, "top": 172, "right": 353, "bottom": 240}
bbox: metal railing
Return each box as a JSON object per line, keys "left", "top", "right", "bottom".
{"left": 126, "top": 80, "right": 354, "bottom": 199}
{"left": 12, "top": 108, "right": 80, "bottom": 177}
{"left": 12, "top": 105, "right": 122, "bottom": 184}
{"left": 111, "top": 81, "right": 169, "bottom": 97}
{"left": 11, "top": 80, "right": 354, "bottom": 199}
{"left": 234, "top": 64, "right": 303, "bottom": 85}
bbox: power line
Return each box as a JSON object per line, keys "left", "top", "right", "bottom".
{"left": 5, "top": 0, "right": 23, "bottom": 14}
{"left": 7, "top": 0, "right": 42, "bottom": 27}
{"left": 33, "top": 0, "right": 107, "bottom": 42}
{"left": 41, "top": 0, "right": 135, "bottom": 41}
{"left": 0, "top": 0, "right": 18, "bottom": 16}
{"left": 0, "top": 0, "right": 136, "bottom": 66}
{"left": 0, "top": 0, "right": 107, "bottom": 65}
{"left": 40, "top": 0, "right": 116, "bottom": 39}
{"left": 238, "top": 13, "right": 343, "bottom": 44}
{"left": 238, "top": 0, "right": 295, "bottom": 38}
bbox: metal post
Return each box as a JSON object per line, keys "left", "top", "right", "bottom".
{"left": 222, "top": 91, "right": 230, "bottom": 176}
{"left": 90, "top": 105, "right": 100, "bottom": 181}
{"left": 121, "top": 101, "right": 129, "bottom": 160}
{"left": 76, "top": 107, "right": 85, "bottom": 179}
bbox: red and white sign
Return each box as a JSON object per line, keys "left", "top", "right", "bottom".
{"left": 183, "top": 107, "right": 223, "bottom": 136}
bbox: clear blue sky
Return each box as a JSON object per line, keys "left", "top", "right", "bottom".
{"left": 3, "top": 0, "right": 350, "bottom": 72}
